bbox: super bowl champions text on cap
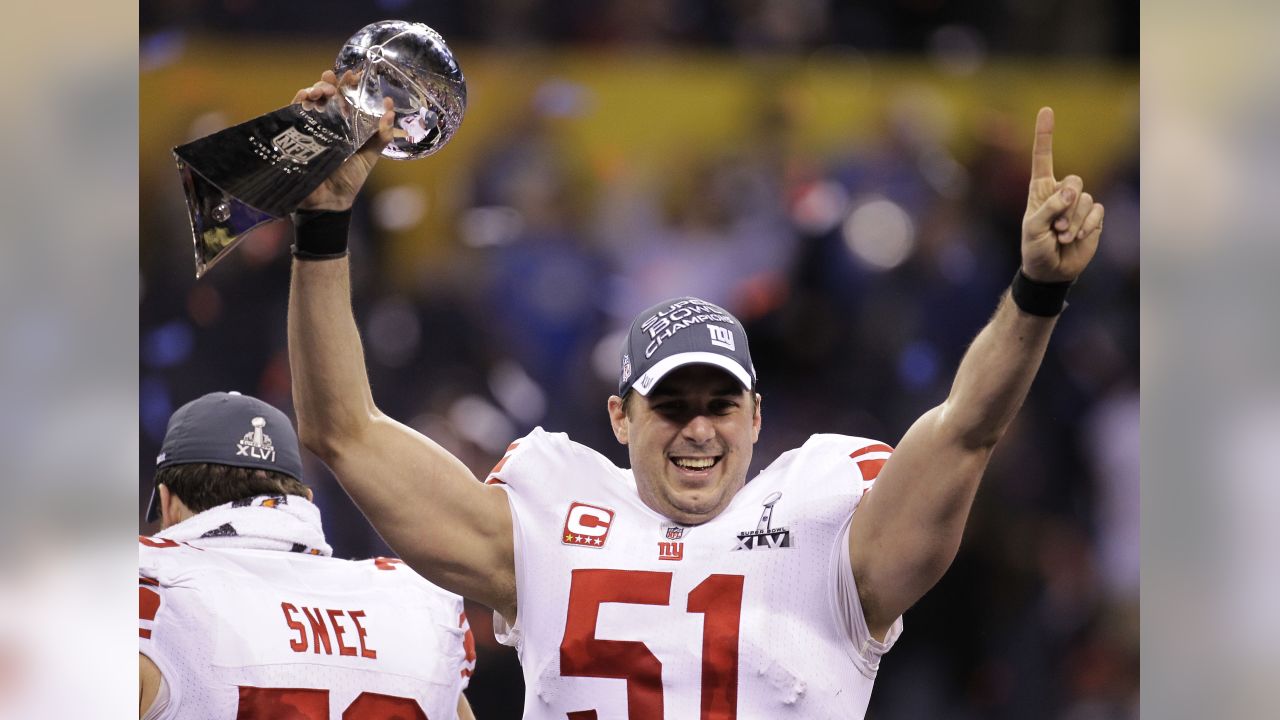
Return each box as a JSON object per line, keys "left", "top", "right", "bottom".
{"left": 639, "top": 298, "right": 738, "bottom": 358}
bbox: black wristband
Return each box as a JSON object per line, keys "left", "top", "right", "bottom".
{"left": 1010, "top": 270, "right": 1072, "bottom": 317}
{"left": 291, "top": 209, "right": 352, "bottom": 260}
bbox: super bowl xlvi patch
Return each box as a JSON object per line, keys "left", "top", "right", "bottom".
{"left": 732, "top": 491, "right": 793, "bottom": 550}
{"left": 236, "top": 416, "right": 277, "bottom": 463}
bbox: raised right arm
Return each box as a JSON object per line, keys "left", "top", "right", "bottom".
{"left": 289, "top": 254, "right": 515, "bottom": 614}
{"left": 286, "top": 73, "right": 515, "bottom": 618}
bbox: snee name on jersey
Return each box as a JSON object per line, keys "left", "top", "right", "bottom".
{"left": 280, "top": 602, "right": 377, "bottom": 659}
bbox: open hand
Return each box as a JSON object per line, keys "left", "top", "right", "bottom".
{"left": 1021, "top": 108, "right": 1104, "bottom": 283}
{"left": 294, "top": 70, "right": 396, "bottom": 212}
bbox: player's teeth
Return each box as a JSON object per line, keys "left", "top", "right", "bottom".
{"left": 675, "top": 457, "right": 715, "bottom": 469}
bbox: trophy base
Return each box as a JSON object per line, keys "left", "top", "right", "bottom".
{"left": 177, "top": 160, "right": 279, "bottom": 278}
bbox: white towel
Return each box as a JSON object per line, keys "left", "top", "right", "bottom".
{"left": 157, "top": 494, "right": 333, "bottom": 557}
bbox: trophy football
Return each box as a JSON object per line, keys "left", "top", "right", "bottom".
{"left": 173, "top": 20, "right": 466, "bottom": 277}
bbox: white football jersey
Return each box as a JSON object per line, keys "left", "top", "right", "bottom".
{"left": 488, "top": 427, "right": 902, "bottom": 720}
{"left": 139, "top": 540, "right": 475, "bottom": 720}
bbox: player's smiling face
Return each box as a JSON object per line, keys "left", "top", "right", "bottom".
{"left": 609, "top": 364, "right": 762, "bottom": 525}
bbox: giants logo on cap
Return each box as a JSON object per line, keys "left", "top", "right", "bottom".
{"left": 707, "top": 324, "right": 735, "bottom": 350}
{"left": 562, "top": 502, "right": 614, "bottom": 548}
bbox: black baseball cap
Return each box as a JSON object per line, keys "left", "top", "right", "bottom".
{"left": 618, "top": 297, "right": 756, "bottom": 397}
{"left": 146, "top": 391, "right": 303, "bottom": 523}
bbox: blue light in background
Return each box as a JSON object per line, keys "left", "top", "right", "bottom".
{"left": 140, "top": 29, "right": 188, "bottom": 72}
{"left": 142, "top": 321, "right": 194, "bottom": 369}
{"left": 898, "top": 340, "right": 940, "bottom": 391}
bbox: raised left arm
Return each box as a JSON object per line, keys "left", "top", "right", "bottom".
{"left": 848, "top": 107, "right": 1105, "bottom": 639}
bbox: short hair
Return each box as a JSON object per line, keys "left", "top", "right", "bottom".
{"left": 155, "top": 463, "right": 308, "bottom": 515}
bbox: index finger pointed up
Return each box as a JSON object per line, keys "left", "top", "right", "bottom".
{"left": 1031, "top": 106, "right": 1055, "bottom": 182}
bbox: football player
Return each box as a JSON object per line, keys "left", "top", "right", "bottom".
{"left": 287, "top": 71, "right": 1101, "bottom": 718}
{"left": 140, "top": 391, "right": 477, "bottom": 719}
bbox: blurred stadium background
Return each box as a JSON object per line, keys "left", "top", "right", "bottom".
{"left": 140, "top": 2, "right": 1138, "bottom": 718}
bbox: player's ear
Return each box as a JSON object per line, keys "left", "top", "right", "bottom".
{"left": 157, "top": 484, "right": 192, "bottom": 530}
{"left": 607, "top": 395, "right": 629, "bottom": 445}
{"left": 304, "top": 487, "right": 314, "bottom": 502}
{"left": 751, "top": 392, "right": 763, "bottom": 443}
{"left": 157, "top": 484, "right": 172, "bottom": 525}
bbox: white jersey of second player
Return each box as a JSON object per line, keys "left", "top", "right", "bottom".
{"left": 139, "top": 540, "right": 475, "bottom": 720}
{"left": 489, "top": 427, "right": 902, "bottom": 720}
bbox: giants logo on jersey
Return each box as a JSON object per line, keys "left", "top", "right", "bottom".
{"left": 657, "top": 541, "right": 684, "bottom": 560}
{"left": 562, "top": 502, "right": 614, "bottom": 548}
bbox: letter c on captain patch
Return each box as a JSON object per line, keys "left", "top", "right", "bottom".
{"left": 562, "top": 502, "right": 615, "bottom": 548}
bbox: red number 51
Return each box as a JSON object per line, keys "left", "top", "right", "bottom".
{"left": 560, "top": 569, "right": 744, "bottom": 720}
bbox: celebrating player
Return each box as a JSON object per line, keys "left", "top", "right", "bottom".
{"left": 286, "top": 72, "right": 1102, "bottom": 718}
{"left": 139, "top": 391, "right": 477, "bottom": 720}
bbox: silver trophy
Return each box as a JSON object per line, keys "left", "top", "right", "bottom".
{"left": 173, "top": 20, "right": 466, "bottom": 277}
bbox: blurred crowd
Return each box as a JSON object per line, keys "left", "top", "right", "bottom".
{"left": 139, "top": 3, "right": 1138, "bottom": 718}
{"left": 142, "top": 0, "right": 1137, "bottom": 58}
